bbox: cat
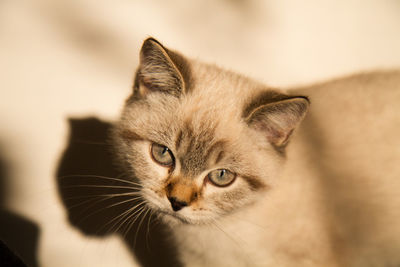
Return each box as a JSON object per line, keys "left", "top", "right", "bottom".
{"left": 111, "top": 37, "right": 400, "bottom": 267}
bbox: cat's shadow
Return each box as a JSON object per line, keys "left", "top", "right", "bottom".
{"left": 56, "top": 117, "right": 182, "bottom": 267}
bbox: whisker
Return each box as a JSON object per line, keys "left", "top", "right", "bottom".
{"left": 58, "top": 174, "right": 143, "bottom": 187}
{"left": 67, "top": 195, "right": 109, "bottom": 211}
{"left": 230, "top": 215, "right": 269, "bottom": 233}
{"left": 145, "top": 209, "right": 155, "bottom": 251}
{"left": 61, "top": 184, "right": 141, "bottom": 190}
{"left": 133, "top": 207, "right": 151, "bottom": 249}
{"left": 116, "top": 205, "right": 146, "bottom": 239}
{"left": 210, "top": 219, "right": 254, "bottom": 265}
{"left": 65, "top": 195, "right": 123, "bottom": 216}
{"left": 65, "top": 192, "right": 142, "bottom": 201}
{"left": 74, "top": 196, "right": 143, "bottom": 226}
{"left": 65, "top": 192, "right": 142, "bottom": 212}
{"left": 106, "top": 197, "right": 143, "bottom": 210}
{"left": 102, "top": 201, "right": 146, "bottom": 234}
{"left": 211, "top": 219, "right": 243, "bottom": 249}
{"left": 122, "top": 204, "right": 148, "bottom": 245}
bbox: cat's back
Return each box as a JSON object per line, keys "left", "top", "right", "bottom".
{"left": 293, "top": 70, "right": 400, "bottom": 177}
{"left": 290, "top": 70, "right": 400, "bottom": 267}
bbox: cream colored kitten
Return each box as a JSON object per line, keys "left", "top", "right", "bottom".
{"left": 111, "top": 38, "right": 400, "bottom": 267}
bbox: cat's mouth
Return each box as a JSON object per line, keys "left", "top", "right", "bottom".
{"left": 158, "top": 209, "right": 191, "bottom": 224}
{"left": 142, "top": 191, "right": 194, "bottom": 224}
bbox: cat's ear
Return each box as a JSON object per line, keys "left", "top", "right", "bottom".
{"left": 244, "top": 94, "right": 309, "bottom": 148}
{"left": 134, "top": 37, "right": 189, "bottom": 98}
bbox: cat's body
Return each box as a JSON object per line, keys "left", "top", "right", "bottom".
{"left": 112, "top": 38, "right": 400, "bottom": 267}
{"left": 170, "top": 72, "right": 400, "bottom": 267}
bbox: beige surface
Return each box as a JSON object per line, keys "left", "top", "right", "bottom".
{"left": 1, "top": 0, "right": 400, "bottom": 266}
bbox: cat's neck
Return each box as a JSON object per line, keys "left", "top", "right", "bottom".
{"left": 172, "top": 151, "right": 337, "bottom": 266}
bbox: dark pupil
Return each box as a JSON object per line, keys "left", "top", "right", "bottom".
{"left": 161, "top": 147, "right": 168, "bottom": 156}
{"left": 219, "top": 170, "right": 226, "bottom": 178}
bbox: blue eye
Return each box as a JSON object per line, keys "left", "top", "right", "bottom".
{"left": 208, "top": 169, "right": 236, "bottom": 187}
{"left": 151, "top": 143, "right": 174, "bottom": 167}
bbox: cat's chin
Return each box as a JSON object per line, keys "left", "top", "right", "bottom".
{"left": 158, "top": 210, "right": 191, "bottom": 225}
{"left": 143, "top": 194, "right": 213, "bottom": 225}
{"left": 156, "top": 208, "right": 214, "bottom": 226}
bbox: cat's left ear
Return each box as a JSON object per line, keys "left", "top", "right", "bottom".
{"left": 134, "top": 38, "right": 190, "bottom": 98}
{"left": 244, "top": 94, "right": 309, "bottom": 148}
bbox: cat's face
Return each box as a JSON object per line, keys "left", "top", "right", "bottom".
{"left": 112, "top": 38, "right": 309, "bottom": 225}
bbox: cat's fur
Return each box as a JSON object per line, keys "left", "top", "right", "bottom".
{"left": 112, "top": 38, "right": 400, "bottom": 267}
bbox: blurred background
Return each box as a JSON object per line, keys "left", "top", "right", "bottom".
{"left": 0, "top": 0, "right": 400, "bottom": 266}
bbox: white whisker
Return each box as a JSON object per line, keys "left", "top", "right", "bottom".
{"left": 103, "top": 201, "right": 146, "bottom": 234}
{"left": 65, "top": 192, "right": 142, "bottom": 201}
{"left": 62, "top": 184, "right": 142, "bottom": 190}
{"left": 210, "top": 218, "right": 253, "bottom": 264}
{"left": 123, "top": 205, "right": 149, "bottom": 245}
{"left": 145, "top": 209, "right": 155, "bottom": 251}
{"left": 58, "top": 174, "right": 142, "bottom": 187}
{"left": 75, "top": 196, "right": 143, "bottom": 226}
{"left": 133, "top": 207, "right": 151, "bottom": 249}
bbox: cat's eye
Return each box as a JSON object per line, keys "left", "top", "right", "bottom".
{"left": 151, "top": 143, "right": 174, "bottom": 167}
{"left": 208, "top": 169, "right": 236, "bottom": 187}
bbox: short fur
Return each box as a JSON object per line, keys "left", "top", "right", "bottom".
{"left": 111, "top": 38, "right": 400, "bottom": 267}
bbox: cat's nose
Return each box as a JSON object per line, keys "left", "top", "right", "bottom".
{"left": 168, "top": 197, "right": 188, "bottom": 212}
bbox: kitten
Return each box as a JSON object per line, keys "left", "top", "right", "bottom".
{"left": 111, "top": 38, "right": 400, "bottom": 267}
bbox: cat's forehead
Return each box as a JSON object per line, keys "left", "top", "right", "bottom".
{"left": 188, "top": 62, "right": 259, "bottom": 98}
{"left": 173, "top": 117, "right": 228, "bottom": 177}
{"left": 122, "top": 61, "right": 265, "bottom": 175}
{"left": 176, "top": 65, "right": 256, "bottom": 121}
{"left": 163, "top": 64, "right": 260, "bottom": 176}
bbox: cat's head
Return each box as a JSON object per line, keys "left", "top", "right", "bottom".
{"left": 112, "top": 38, "right": 309, "bottom": 225}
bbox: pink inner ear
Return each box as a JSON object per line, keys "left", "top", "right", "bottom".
{"left": 277, "top": 128, "right": 294, "bottom": 146}
{"left": 247, "top": 97, "right": 309, "bottom": 148}
{"left": 254, "top": 120, "right": 292, "bottom": 147}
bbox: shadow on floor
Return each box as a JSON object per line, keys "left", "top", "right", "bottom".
{"left": 0, "top": 147, "right": 40, "bottom": 267}
{"left": 56, "top": 117, "right": 181, "bottom": 267}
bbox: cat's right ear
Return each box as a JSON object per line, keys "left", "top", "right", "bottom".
{"left": 133, "top": 38, "right": 189, "bottom": 98}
